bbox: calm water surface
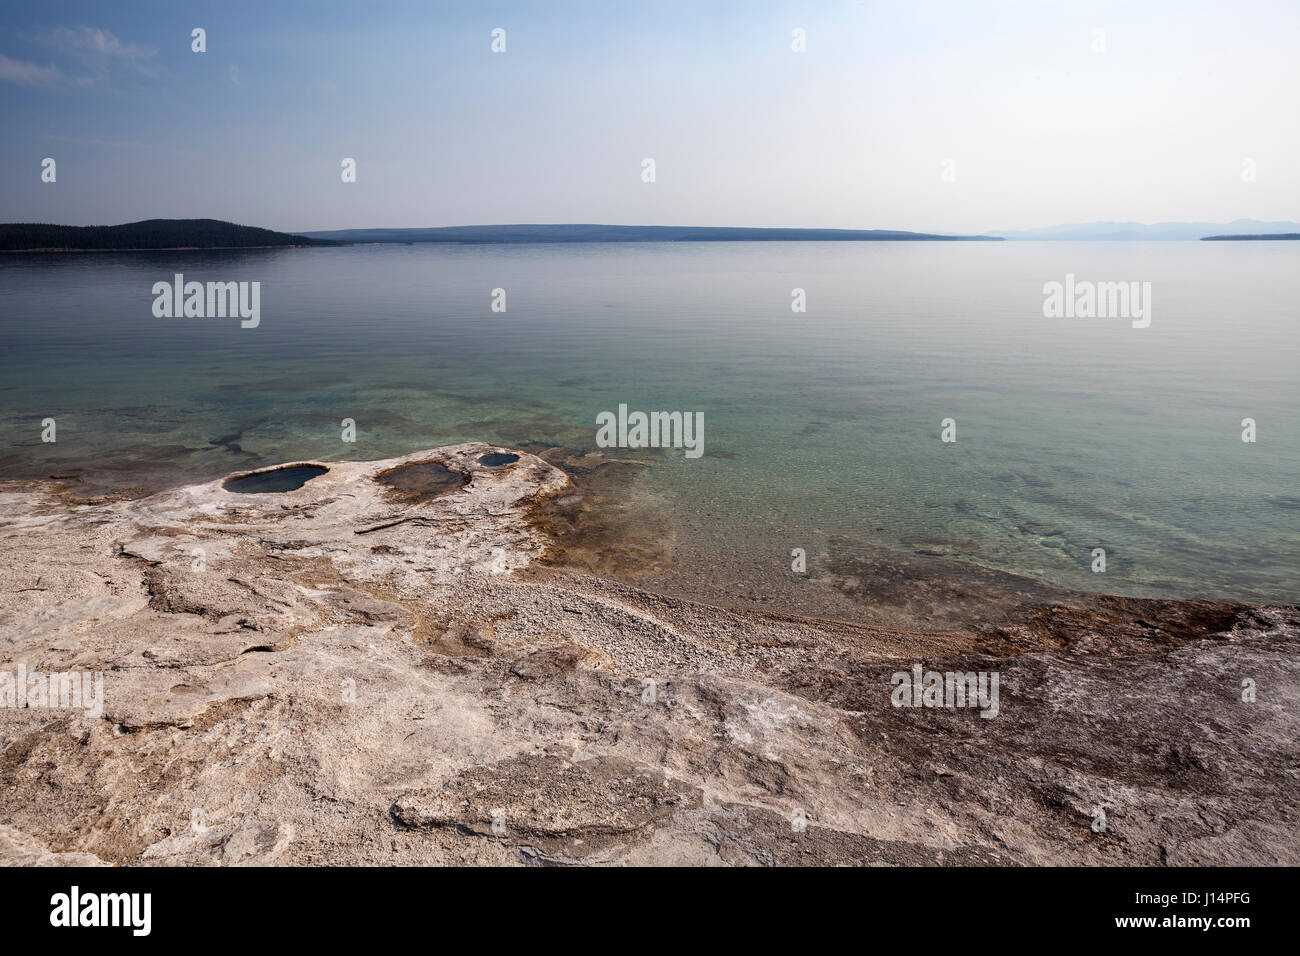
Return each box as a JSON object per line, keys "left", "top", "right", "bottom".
{"left": 1, "top": 241, "right": 1296, "bottom": 603}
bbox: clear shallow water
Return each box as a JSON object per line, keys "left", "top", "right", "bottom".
{"left": 1, "top": 241, "right": 1296, "bottom": 603}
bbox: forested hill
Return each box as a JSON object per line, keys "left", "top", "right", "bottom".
{"left": 0, "top": 219, "right": 338, "bottom": 251}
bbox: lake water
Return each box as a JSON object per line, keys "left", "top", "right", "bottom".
{"left": 1, "top": 241, "right": 1296, "bottom": 604}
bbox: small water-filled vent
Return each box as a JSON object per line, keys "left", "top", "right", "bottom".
{"left": 375, "top": 461, "right": 466, "bottom": 500}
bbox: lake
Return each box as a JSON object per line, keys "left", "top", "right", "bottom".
{"left": 1, "top": 240, "right": 1296, "bottom": 604}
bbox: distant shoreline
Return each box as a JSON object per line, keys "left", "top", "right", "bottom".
{"left": 8, "top": 218, "right": 1300, "bottom": 251}
{"left": 1201, "top": 233, "right": 1300, "bottom": 241}
{"left": 300, "top": 224, "right": 1003, "bottom": 244}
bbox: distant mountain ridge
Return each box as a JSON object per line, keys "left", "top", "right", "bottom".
{"left": 300, "top": 224, "right": 1002, "bottom": 243}
{"left": 0, "top": 219, "right": 336, "bottom": 252}
{"left": 1202, "top": 233, "right": 1300, "bottom": 241}
{"left": 987, "top": 219, "right": 1300, "bottom": 240}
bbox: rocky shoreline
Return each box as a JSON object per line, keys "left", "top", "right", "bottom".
{"left": 1, "top": 445, "right": 1296, "bottom": 865}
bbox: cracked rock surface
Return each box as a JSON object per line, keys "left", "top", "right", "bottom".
{"left": 1, "top": 444, "right": 1296, "bottom": 866}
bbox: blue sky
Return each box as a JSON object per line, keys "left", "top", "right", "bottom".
{"left": 2, "top": 0, "right": 1297, "bottom": 232}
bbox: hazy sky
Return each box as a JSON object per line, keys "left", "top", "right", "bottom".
{"left": 2, "top": 0, "right": 1297, "bottom": 233}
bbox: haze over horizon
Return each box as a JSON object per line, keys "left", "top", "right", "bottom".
{"left": 3, "top": 0, "right": 1298, "bottom": 234}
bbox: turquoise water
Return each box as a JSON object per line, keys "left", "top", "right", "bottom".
{"left": 1, "top": 241, "right": 1296, "bottom": 602}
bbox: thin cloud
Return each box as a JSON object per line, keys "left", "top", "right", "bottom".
{"left": 0, "top": 53, "right": 87, "bottom": 88}
{"left": 36, "top": 26, "right": 157, "bottom": 79}
{"left": 2, "top": 26, "right": 157, "bottom": 91}
{"left": 40, "top": 26, "right": 154, "bottom": 62}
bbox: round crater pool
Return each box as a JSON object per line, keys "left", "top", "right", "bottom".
{"left": 477, "top": 452, "right": 520, "bottom": 468}
{"left": 375, "top": 460, "right": 467, "bottom": 500}
{"left": 223, "top": 465, "right": 328, "bottom": 494}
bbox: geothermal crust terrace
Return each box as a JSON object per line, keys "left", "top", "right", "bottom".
{"left": 0, "top": 444, "right": 1296, "bottom": 865}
